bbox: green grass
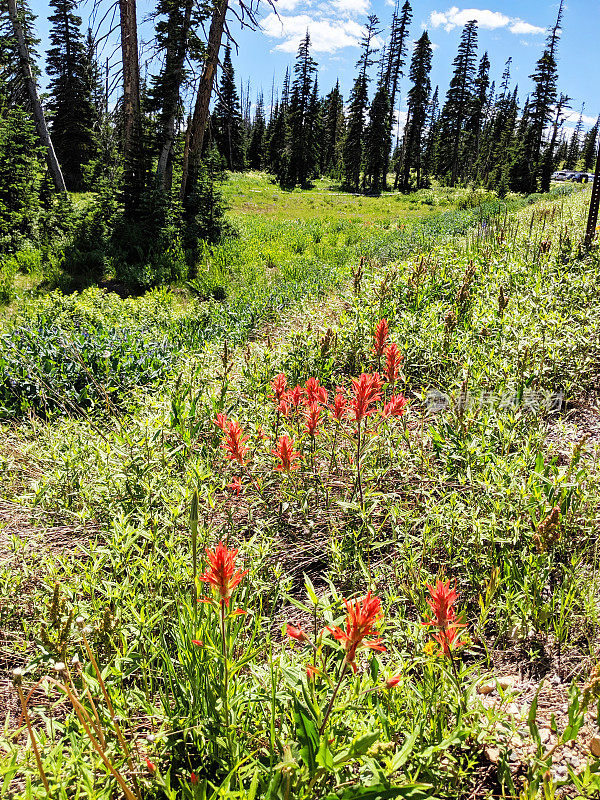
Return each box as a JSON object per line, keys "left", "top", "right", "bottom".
{"left": 1, "top": 182, "right": 599, "bottom": 799}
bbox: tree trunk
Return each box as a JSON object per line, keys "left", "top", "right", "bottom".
{"left": 155, "top": 0, "right": 193, "bottom": 189}
{"left": 119, "top": 0, "right": 143, "bottom": 213}
{"left": 181, "top": 0, "right": 229, "bottom": 201}
{"left": 7, "top": 0, "right": 66, "bottom": 193}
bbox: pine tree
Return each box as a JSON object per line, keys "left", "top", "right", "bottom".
{"left": 364, "top": 83, "right": 391, "bottom": 193}
{"left": 247, "top": 93, "right": 265, "bottom": 169}
{"left": 342, "top": 15, "right": 379, "bottom": 191}
{"left": 287, "top": 31, "right": 318, "bottom": 187}
{"left": 581, "top": 117, "right": 599, "bottom": 171}
{"left": 212, "top": 44, "right": 245, "bottom": 170}
{"left": 396, "top": 30, "right": 432, "bottom": 190}
{"left": 565, "top": 105, "right": 584, "bottom": 169}
{"left": 322, "top": 81, "right": 344, "bottom": 176}
{"left": 421, "top": 85, "right": 439, "bottom": 185}
{"left": 461, "top": 51, "right": 490, "bottom": 181}
{"left": 527, "top": 0, "right": 564, "bottom": 191}
{"left": 46, "top": 0, "right": 98, "bottom": 189}
{"left": 436, "top": 19, "right": 478, "bottom": 185}
{"left": 0, "top": 0, "right": 40, "bottom": 107}
{"left": 381, "top": 0, "right": 412, "bottom": 186}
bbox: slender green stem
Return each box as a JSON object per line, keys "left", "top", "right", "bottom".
{"left": 319, "top": 662, "right": 348, "bottom": 735}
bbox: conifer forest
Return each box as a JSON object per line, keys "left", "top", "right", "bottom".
{"left": 2, "top": 0, "right": 600, "bottom": 797}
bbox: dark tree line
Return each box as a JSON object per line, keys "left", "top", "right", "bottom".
{"left": 210, "top": 0, "right": 596, "bottom": 195}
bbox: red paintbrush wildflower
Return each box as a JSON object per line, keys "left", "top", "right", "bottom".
{"left": 227, "top": 477, "right": 242, "bottom": 496}
{"left": 270, "top": 373, "right": 288, "bottom": 404}
{"left": 423, "top": 579, "right": 466, "bottom": 656}
{"left": 326, "top": 591, "right": 385, "bottom": 673}
{"left": 198, "top": 541, "right": 248, "bottom": 606}
{"left": 221, "top": 420, "right": 249, "bottom": 465}
{"left": 214, "top": 412, "right": 229, "bottom": 432}
{"left": 373, "top": 319, "right": 389, "bottom": 356}
{"left": 287, "top": 385, "right": 303, "bottom": 411}
{"left": 304, "top": 377, "right": 328, "bottom": 405}
{"left": 385, "top": 675, "right": 402, "bottom": 688}
{"left": 385, "top": 343, "right": 403, "bottom": 385}
{"left": 331, "top": 390, "right": 347, "bottom": 421}
{"left": 272, "top": 434, "right": 301, "bottom": 472}
{"left": 347, "top": 373, "right": 383, "bottom": 424}
{"left": 306, "top": 664, "right": 318, "bottom": 679}
{"left": 190, "top": 773, "right": 199, "bottom": 786}
{"left": 304, "top": 402, "right": 322, "bottom": 436}
{"left": 145, "top": 758, "right": 156, "bottom": 774}
{"left": 277, "top": 398, "right": 290, "bottom": 417}
{"left": 382, "top": 394, "right": 408, "bottom": 418}
{"left": 286, "top": 624, "right": 308, "bottom": 641}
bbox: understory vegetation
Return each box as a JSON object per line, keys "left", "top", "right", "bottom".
{"left": 2, "top": 184, "right": 600, "bottom": 799}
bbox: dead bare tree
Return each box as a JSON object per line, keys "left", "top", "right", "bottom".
{"left": 118, "top": 0, "right": 143, "bottom": 213}
{"left": 6, "top": 0, "right": 66, "bottom": 193}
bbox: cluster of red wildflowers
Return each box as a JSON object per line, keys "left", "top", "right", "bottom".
{"left": 423, "top": 578, "right": 466, "bottom": 656}
{"left": 213, "top": 319, "right": 407, "bottom": 486}
{"left": 198, "top": 541, "right": 248, "bottom": 607}
{"left": 287, "top": 590, "right": 385, "bottom": 674}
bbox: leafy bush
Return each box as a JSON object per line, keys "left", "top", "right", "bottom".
{"left": 0, "top": 292, "right": 174, "bottom": 417}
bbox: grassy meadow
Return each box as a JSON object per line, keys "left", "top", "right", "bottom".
{"left": 2, "top": 176, "right": 600, "bottom": 799}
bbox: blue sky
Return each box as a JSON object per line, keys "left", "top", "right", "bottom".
{"left": 28, "top": 0, "right": 600, "bottom": 134}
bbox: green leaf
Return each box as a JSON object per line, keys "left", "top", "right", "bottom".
{"left": 334, "top": 731, "right": 380, "bottom": 766}
{"left": 323, "top": 783, "right": 437, "bottom": 800}
{"left": 528, "top": 682, "right": 542, "bottom": 751}
{"left": 294, "top": 703, "right": 320, "bottom": 775}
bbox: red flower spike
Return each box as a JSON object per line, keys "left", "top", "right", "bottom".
{"left": 221, "top": 420, "right": 249, "bottom": 465}
{"left": 304, "top": 377, "right": 328, "bottom": 406}
{"left": 307, "top": 664, "right": 318, "bottom": 680}
{"left": 423, "top": 579, "right": 466, "bottom": 656}
{"left": 286, "top": 624, "right": 308, "bottom": 642}
{"left": 214, "top": 412, "right": 229, "bottom": 432}
{"left": 386, "top": 675, "right": 402, "bottom": 689}
{"left": 270, "top": 374, "right": 288, "bottom": 404}
{"left": 227, "top": 477, "right": 242, "bottom": 497}
{"left": 304, "top": 402, "right": 322, "bottom": 437}
{"left": 331, "top": 390, "right": 347, "bottom": 421}
{"left": 385, "top": 343, "right": 403, "bottom": 385}
{"left": 373, "top": 319, "right": 389, "bottom": 356}
{"left": 272, "top": 434, "right": 301, "bottom": 472}
{"left": 145, "top": 758, "right": 156, "bottom": 774}
{"left": 327, "top": 591, "right": 385, "bottom": 672}
{"left": 382, "top": 394, "right": 408, "bottom": 419}
{"left": 191, "top": 639, "right": 203, "bottom": 647}
{"left": 287, "top": 386, "right": 304, "bottom": 411}
{"left": 198, "top": 542, "right": 248, "bottom": 606}
{"left": 277, "top": 398, "right": 290, "bottom": 417}
{"left": 347, "top": 373, "right": 383, "bottom": 424}
{"left": 190, "top": 773, "right": 199, "bottom": 785}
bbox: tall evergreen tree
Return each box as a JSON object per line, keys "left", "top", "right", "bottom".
{"left": 212, "top": 44, "right": 245, "bottom": 170}
{"left": 396, "top": 30, "right": 432, "bottom": 190}
{"left": 287, "top": 31, "right": 318, "bottom": 187}
{"left": 436, "top": 19, "right": 478, "bottom": 185}
{"left": 565, "top": 105, "right": 584, "bottom": 170}
{"left": 581, "top": 116, "right": 599, "bottom": 171}
{"left": 46, "top": 0, "right": 98, "bottom": 189}
{"left": 381, "top": 0, "right": 412, "bottom": 186}
{"left": 342, "top": 15, "right": 379, "bottom": 191}
{"left": 247, "top": 93, "right": 266, "bottom": 169}
{"left": 421, "top": 85, "right": 439, "bottom": 185}
{"left": 322, "top": 81, "right": 344, "bottom": 176}
{"left": 364, "top": 82, "right": 391, "bottom": 193}
{"left": 460, "top": 51, "right": 490, "bottom": 181}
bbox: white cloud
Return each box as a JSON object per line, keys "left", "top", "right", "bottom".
{"left": 261, "top": 12, "right": 367, "bottom": 53}
{"left": 275, "top": 0, "right": 305, "bottom": 10}
{"left": 331, "top": 0, "right": 370, "bottom": 14}
{"left": 509, "top": 20, "right": 545, "bottom": 35}
{"left": 428, "top": 6, "right": 544, "bottom": 35}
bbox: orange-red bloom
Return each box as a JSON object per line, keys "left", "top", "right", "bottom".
{"left": 385, "top": 675, "right": 402, "bottom": 688}
{"left": 277, "top": 398, "right": 290, "bottom": 417}
{"left": 145, "top": 758, "right": 156, "bottom": 774}
{"left": 270, "top": 373, "right": 288, "bottom": 404}
{"left": 272, "top": 434, "right": 301, "bottom": 472}
{"left": 198, "top": 541, "right": 248, "bottom": 606}
{"left": 373, "top": 319, "right": 389, "bottom": 356}
{"left": 190, "top": 773, "right": 199, "bottom": 785}
{"left": 304, "top": 377, "right": 328, "bottom": 406}
{"left": 382, "top": 394, "right": 408, "bottom": 418}
{"left": 347, "top": 373, "right": 383, "bottom": 424}
{"left": 227, "top": 477, "right": 242, "bottom": 496}
{"left": 385, "top": 344, "right": 403, "bottom": 385}
{"left": 214, "top": 412, "right": 229, "bottom": 432}
{"left": 423, "top": 579, "right": 466, "bottom": 656}
{"left": 331, "top": 390, "right": 347, "bottom": 421}
{"left": 287, "top": 385, "right": 303, "bottom": 411}
{"left": 221, "top": 420, "right": 249, "bottom": 465}
{"left": 327, "top": 591, "right": 385, "bottom": 672}
{"left": 286, "top": 624, "right": 308, "bottom": 641}
{"left": 304, "top": 402, "right": 322, "bottom": 436}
